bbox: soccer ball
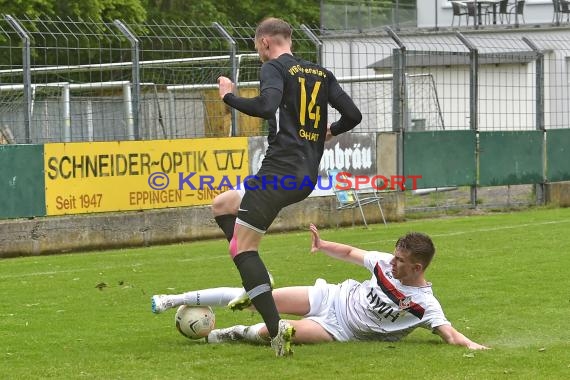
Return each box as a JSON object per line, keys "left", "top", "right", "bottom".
{"left": 174, "top": 305, "right": 215, "bottom": 340}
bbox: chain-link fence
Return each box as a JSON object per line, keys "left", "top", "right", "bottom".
{"left": 1, "top": 15, "right": 570, "bottom": 145}
{"left": 321, "top": 27, "right": 570, "bottom": 133}
{"left": 0, "top": 16, "right": 320, "bottom": 143}
{"left": 313, "top": 24, "right": 570, "bottom": 212}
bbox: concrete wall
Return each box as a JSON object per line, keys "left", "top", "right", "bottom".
{"left": 0, "top": 194, "right": 404, "bottom": 258}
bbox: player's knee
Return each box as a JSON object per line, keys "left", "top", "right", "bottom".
{"left": 211, "top": 199, "right": 222, "bottom": 216}
{"left": 211, "top": 194, "right": 223, "bottom": 215}
{"left": 213, "top": 190, "right": 243, "bottom": 216}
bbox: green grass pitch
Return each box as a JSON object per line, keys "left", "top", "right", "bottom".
{"left": 2, "top": 207, "right": 570, "bottom": 379}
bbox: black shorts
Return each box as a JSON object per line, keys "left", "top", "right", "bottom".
{"left": 237, "top": 174, "right": 315, "bottom": 232}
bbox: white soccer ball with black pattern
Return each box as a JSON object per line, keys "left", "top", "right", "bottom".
{"left": 174, "top": 305, "right": 215, "bottom": 340}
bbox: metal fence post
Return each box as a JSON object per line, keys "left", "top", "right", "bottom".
{"left": 114, "top": 20, "right": 140, "bottom": 140}
{"left": 457, "top": 32, "right": 479, "bottom": 208}
{"left": 5, "top": 15, "right": 32, "bottom": 143}
{"left": 514, "top": 0, "right": 519, "bottom": 28}
{"left": 300, "top": 24, "right": 322, "bottom": 66}
{"left": 122, "top": 82, "right": 134, "bottom": 140}
{"left": 385, "top": 27, "right": 406, "bottom": 179}
{"left": 62, "top": 83, "right": 71, "bottom": 142}
{"left": 522, "top": 36, "right": 545, "bottom": 205}
{"left": 434, "top": 0, "right": 439, "bottom": 31}
{"left": 474, "top": 0, "right": 479, "bottom": 30}
{"left": 213, "top": 22, "right": 238, "bottom": 137}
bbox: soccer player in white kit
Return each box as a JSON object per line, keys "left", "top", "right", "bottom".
{"left": 152, "top": 224, "right": 488, "bottom": 350}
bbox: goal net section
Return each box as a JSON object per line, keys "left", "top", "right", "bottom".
{"left": 335, "top": 73, "right": 444, "bottom": 132}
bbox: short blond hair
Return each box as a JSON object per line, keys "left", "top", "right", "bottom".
{"left": 255, "top": 17, "right": 292, "bottom": 41}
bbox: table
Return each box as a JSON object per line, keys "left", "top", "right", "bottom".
{"left": 460, "top": 0, "right": 502, "bottom": 25}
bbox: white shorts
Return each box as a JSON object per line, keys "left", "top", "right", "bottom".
{"left": 305, "top": 278, "right": 351, "bottom": 342}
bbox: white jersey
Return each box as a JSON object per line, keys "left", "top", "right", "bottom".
{"left": 334, "top": 251, "right": 450, "bottom": 341}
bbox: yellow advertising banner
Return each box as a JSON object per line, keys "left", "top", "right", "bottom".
{"left": 44, "top": 138, "right": 248, "bottom": 215}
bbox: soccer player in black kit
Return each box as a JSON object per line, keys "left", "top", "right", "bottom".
{"left": 214, "top": 17, "right": 362, "bottom": 356}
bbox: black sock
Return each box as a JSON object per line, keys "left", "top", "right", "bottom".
{"left": 233, "top": 251, "right": 280, "bottom": 337}
{"left": 215, "top": 214, "right": 236, "bottom": 242}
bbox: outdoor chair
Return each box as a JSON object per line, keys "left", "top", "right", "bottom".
{"left": 328, "top": 169, "right": 387, "bottom": 228}
{"left": 498, "top": 0, "right": 510, "bottom": 23}
{"left": 507, "top": 0, "right": 526, "bottom": 24}
{"left": 451, "top": 1, "right": 468, "bottom": 26}
{"left": 553, "top": 0, "right": 561, "bottom": 23}
{"left": 560, "top": 0, "right": 570, "bottom": 23}
{"left": 464, "top": 2, "right": 491, "bottom": 26}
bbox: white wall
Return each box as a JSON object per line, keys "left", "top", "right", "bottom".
{"left": 545, "top": 51, "right": 570, "bottom": 129}
{"left": 372, "top": 64, "right": 532, "bottom": 131}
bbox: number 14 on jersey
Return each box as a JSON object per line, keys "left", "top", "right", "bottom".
{"left": 298, "top": 77, "right": 321, "bottom": 129}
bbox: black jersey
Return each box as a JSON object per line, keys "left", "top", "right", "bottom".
{"left": 223, "top": 53, "right": 361, "bottom": 181}
{"left": 259, "top": 54, "right": 333, "bottom": 179}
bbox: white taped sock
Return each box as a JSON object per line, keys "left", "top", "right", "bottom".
{"left": 243, "top": 323, "right": 269, "bottom": 344}
{"left": 179, "top": 287, "right": 244, "bottom": 306}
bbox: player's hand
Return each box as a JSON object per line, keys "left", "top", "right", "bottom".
{"left": 325, "top": 125, "right": 333, "bottom": 142}
{"left": 217, "top": 76, "right": 235, "bottom": 99}
{"left": 467, "top": 342, "right": 491, "bottom": 350}
{"left": 310, "top": 223, "right": 321, "bottom": 253}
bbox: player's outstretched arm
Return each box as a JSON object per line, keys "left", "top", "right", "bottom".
{"left": 309, "top": 223, "right": 366, "bottom": 266}
{"left": 434, "top": 324, "right": 490, "bottom": 350}
{"left": 217, "top": 64, "right": 283, "bottom": 119}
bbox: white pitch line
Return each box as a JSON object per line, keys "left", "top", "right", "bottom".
{"left": 350, "top": 218, "right": 570, "bottom": 248}
{"left": 178, "top": 255, "right": 227, "bottom": 262}
{"left": 0, "top": 255, "right": 228, "bottom": 280}
{"left": 0, "top": 266, "right": 116, "bottom": 280}
{"left": 2, "top": 219, "right": 569, "bottom": 280}
{"left": 429, "top": 219, "right": 570, "bottom": 238}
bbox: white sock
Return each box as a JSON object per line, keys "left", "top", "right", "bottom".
{"left": 167, "top": 287, "right": 244, "bottom": 307}
{"left": 243, "top": 323, "right": 269, "bottom": 345}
